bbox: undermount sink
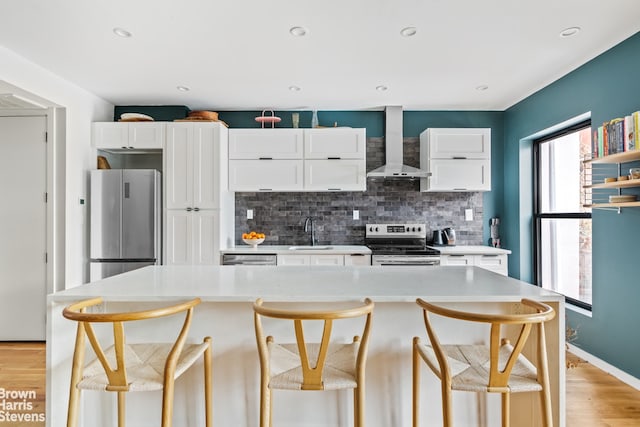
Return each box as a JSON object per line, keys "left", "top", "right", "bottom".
{"left": 288, "top": 245, "right": 334, "bottom": 251}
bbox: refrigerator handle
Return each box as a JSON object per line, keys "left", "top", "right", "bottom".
{"left": 124, "top": 182, "right": 130, "bottom": 198}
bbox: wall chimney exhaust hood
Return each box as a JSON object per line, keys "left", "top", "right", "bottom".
{"left": 367, "top": 106, "right": 430, "bottom": 180}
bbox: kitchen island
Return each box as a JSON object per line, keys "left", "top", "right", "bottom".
{"left": 47, "top": 265, "right": 564, "bottom": 427}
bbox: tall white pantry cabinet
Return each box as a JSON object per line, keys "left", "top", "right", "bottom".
{"left": 164, "top": 122, "right": 234, "bottom": 265}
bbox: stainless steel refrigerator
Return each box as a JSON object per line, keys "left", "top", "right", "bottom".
{"left": 90, "top": 169, "right": 161, "bottom": 281}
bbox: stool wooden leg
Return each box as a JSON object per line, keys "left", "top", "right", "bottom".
{"left": 204, "top": 337, "right": 213, "bottom": 427}
{"left": 162, "top": 378, "right": 176, "bottom": 427}
{"left": 67, "top": 325, "right": 86, "bottom": 427}
{"left": 117, "top": 392, "right": 126, "bottom": 427}
{"left": 501, "top": 393, "right": 510, "bottom": 427}
{"left": 412, "top": 337, "right": 420, "bottom": 427}
{"left": 355, "top": 384, "right": 365, "bottom": 427}
{"left": 441, "top": 383, "right": 453, "bottom": 427}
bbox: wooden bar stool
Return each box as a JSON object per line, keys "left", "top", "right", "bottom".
{"left": 63, "top": 297, "right": 212, "bottom": 427}
{"left": 412, "top": 298, "right": 555, "bottom": 427}
{"left": 253, "top": 298, "right": 374, "bottom": 427}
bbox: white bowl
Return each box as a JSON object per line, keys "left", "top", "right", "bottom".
{"left": 243, "top": 238, "right": 265, "bottom": 248}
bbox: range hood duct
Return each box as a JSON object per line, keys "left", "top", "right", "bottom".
{"left": 367, "top": 106, "right": 431, "bottom": 180}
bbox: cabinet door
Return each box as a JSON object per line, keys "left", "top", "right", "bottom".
{"left": 310, "top": 255, "right": 345, "bottom": 266}
{"left": 165, "top": 124, "right": 194, "bottom": 209}
{"left": 304, "top": 159, "right": 366, "bottom": 191}
{"left": 277, "top": 254, "right": 310, "bottom": 266}
{"left": 93, "top": 122, "right": 129, "bottom": 149}
{"left": 229, "top": 129, "right": 304, "bottom": 159}
{"left": 192, "top": 125, "right": 219, "bottom": 209}
{"left": 345, "top": 254, "right": 371, "bottom": 266}
{"left": 474, "top": 254, "right": 508, "bottom": 276}
{"left": 440, "top": 254, "right": 474, "bottom": 266}
{"left": 304, "top": 129, "right": 366, "bottom": 159}
{"left": 192, "top": 211, "right": 220, "bottom": 265}
{"left": 165, "top": 210, "right": 192, "bottom": 265}
{"left": 426, "top": 128, "right": 490, "bottom": 159}
{"left": 425, "top": 159, "right": 490, "bottom": 191}
{"left": 229, "top": 160, "right": 304, "bottom": 191}
{"left": 128, "top": 123, "right": 165, "bottom": 149}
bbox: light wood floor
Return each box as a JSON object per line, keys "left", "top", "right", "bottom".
{"left": 1, "top": 343, "right": 638, "bottom": 426}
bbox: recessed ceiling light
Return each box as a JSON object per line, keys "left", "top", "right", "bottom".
{"left": 376, "top": 85, "right": 388, "bottom": 92}
{"left": 559, "top": 27, "right": 581, "bottom": 38}
{"left": 289, "top": 85, "right": 301, "bottom": 92}
{"left": 113, "top": 27, "right": 132, "bottom": 38}
{"left": 176, "top": 86, "right": 190, "bottom": 92}
{"left": 289, "top": 26, "right": 308, "bottom": 37}
{"left": 400, "top": 27, "right": 417, "bottom": 37}
{"left": 476, "top": 85, "right": 489, "bottom": 91}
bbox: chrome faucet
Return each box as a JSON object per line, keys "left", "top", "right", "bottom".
{"left": 304, "top": 217, "right": 316, "bottom": 246}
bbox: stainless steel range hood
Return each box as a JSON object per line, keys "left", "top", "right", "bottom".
{"left": 367, "top": 106, "right": 430, "bottom": 180}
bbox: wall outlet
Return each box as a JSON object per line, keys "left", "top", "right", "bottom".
{"left": 247, "top": 209, "right": 253, "bottom": 220}
{"left": 465, "top": 208, "right": 473, "bottom": 221}
{"left": 353, "top": 210, "right": 359, "bottom": 220}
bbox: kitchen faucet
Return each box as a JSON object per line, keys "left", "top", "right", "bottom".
{"left": 304, "top": 217, "right": 316, "bottom": 246}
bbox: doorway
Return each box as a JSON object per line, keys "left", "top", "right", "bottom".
{"left": 0, "top": 115, "right": 47, "bottom": 340}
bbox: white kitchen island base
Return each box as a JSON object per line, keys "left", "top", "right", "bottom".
{"left": 47, "top": 266, "right": 565, "bottom": 427}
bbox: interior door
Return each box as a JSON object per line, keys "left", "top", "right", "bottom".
{"left": 0, "top": 116, "right": 47, "bottom": 340}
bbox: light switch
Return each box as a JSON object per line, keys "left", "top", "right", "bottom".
{"left": 353, "top": 210, "right": 359, "bottom": 220}
{"left": 247, "top": 209, "right": 254, "bottom": 219}
{"left": 465, "top": 208, "right": 473, "bottom": 221}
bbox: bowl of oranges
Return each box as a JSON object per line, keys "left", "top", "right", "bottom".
{"left": 242, "top": 231, "right": 265, "bottom": 248}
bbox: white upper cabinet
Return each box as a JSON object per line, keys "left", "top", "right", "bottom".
{"left": 229, "top": 159, "right": 304, "bottom": 192}
{"left": 165, "top": 122, "right": 225, "bottom": 209}
{"left": 304, "top": 128, "right": 366, "bottom": 159}
{"left": 304, "top": 159, "right": 366, "bottom": 191}
{"left": 93, "top": 122, "right": 165, "bottom": 149}
{"left": 229, "top": 129, "right": 303, "bottom": 159}
{"left": 425, "top": 128, "right": 490, "bottom": 159}
{"left": 420, "top": 128, "right": 491, "bottom": 192}
{"left": 229, "top": 128, "right": 366, "bottom": 192}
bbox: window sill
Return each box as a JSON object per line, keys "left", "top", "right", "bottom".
{"left": 566, "top": 303, "right": 592, "bottom": 318}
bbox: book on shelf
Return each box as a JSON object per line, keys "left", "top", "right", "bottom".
{"left": 625, "top": 115, "right": 634, "bottom": 151}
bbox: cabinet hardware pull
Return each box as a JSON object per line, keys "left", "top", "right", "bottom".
{"left": 259, "top": 188, "right": 272, "bottom": 191}
{"left": 452, "top": 156, "right": 467, "bottom": 159}
{"left": 186, "top": 207, "right": 193, "bottom": 211}
{"left": 193, "top": 207, "right": 200, "bottom": 212}
{"left": 258, "top": 157, "right": 273, "bottom": 160}
{"left": 121, "top": 146, "right": 128, "bottom": 149}
{"left": 327, "top": 157, "right": 341, "bottom": 160}
{"left": 450, "top": 254, "right": 465, "bottom": 257}
{"left": 328, "top": 188, "right": 341, "bottom": 191}
{"left": 453, "top": 188, "right": 467, "bottom": 191}
{"left": 482, "top": 254, "right": 497, "bottom": 257}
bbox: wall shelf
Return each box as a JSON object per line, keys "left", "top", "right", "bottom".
{"left": 584, "top": 150, "right": 640, "bottom": 164}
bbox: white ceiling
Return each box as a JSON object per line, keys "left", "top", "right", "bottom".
{"left": 1, "top": 0, "right": 639, "bottom": 112}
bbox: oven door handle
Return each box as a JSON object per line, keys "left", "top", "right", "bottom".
{"left": 378, "top": 261, "right": 440, "bottom": 266}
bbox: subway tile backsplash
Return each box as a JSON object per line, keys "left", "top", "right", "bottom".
{"left": 234, "top": 137, "right": 483, "bottom": 246}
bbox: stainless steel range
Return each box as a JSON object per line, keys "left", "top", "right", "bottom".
{"left": 365, "top": 223, "right": 440, "bottom": 266}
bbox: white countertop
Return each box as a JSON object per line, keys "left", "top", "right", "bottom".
{"left": 49, "top": 265, "right": 559, "bottom": 303}
{"left": 429, "top": 245, "right": 512, "bottom": 255}
{"left": 220, "top": 244, "right": 371, "bottom": 255}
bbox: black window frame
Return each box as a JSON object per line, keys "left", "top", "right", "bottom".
{"left": 532, "top": 119, "right": 592, "bottom": 311}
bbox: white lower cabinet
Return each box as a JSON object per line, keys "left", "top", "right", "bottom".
{"left": 440, "top": 253, "right": 508, "bottom": 276}
{"left": 165, "top": 210, "right": 220, "bottom": 265}
{"left": 229, "top": 160, "right": 303, "bottom": 191}
{"left": 277, "top": 254, "right": 346, "bottom": 266}
{"left": 345, "top": 254, "right": 372, "bottom": 266}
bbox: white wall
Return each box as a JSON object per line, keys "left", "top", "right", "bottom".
{"left": 0, "top": 47, "right": 113, "bottom": 288}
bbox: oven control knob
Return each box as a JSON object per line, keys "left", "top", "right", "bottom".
{"left": 375, "top": 227, "right": 379, "bottom": 232}
{"left": 412, "top": 227, "right": 416, "bottom": 232}
{"left": 406, "top": 227, "right": 410, "bottom": 232}
{"left": 418, "top": 226, "right": 422, "bottom": 231}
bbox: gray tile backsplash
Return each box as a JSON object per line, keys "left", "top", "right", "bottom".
{"left": 234, "top": 137, "right": 483, "bottom": 246}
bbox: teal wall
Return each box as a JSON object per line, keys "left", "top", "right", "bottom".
{"left": 219, "top": 110, "right": 504, "bottom": 244}
{"left": 504, "top": 31, "right": 640, "bottom": 378}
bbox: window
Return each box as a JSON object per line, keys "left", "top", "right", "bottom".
{"left": 534, "top": 121, "right": 592, "bottom": 309}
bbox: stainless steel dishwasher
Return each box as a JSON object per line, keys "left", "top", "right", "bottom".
{"left": 221, "top": 254, "right": 277, "bottom": 266}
